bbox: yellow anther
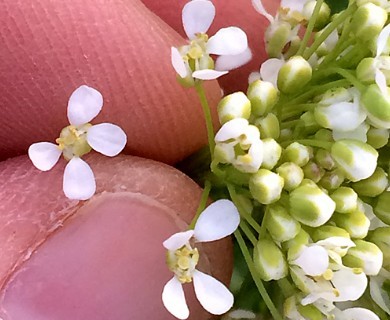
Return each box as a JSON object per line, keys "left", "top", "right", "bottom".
{"left": 333, "top": 289, "right": 340, "bottom": 297}
{"left": 188, "top": 46, "right": 204, "bottom": 60}
{"left": 166, "top": 244, "right": 200, "bottom": 284}
{"left": 238, "top": 154, "right": 253, "bottom": 164}
{"left": 353, "top": 267, "right": 363, "bottom": 274}
{"left": 56, "top": 124, "right": 92, "bottom": 160}
{"left": 322, "top": 269, "right": 334, "bottom": 281}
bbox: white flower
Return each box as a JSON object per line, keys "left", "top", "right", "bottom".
{"left": 162, "top": 200, "right": 240, "bottom": 319}
{"left": 373, "top": 24, "right": 390, "bottom": 95}
{"left": 28, "top": 85, "right": 127, "bottom": 200}
{"left": 214, "top": 118, "right": 263, "bottom": 173}
{"left": 334, "top": 307, "right": 380, "bottom": 320}
{"left": 171, "top": 0, "right": 250, "bottom": 81}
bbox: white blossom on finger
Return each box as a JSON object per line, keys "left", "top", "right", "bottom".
{"left": 162, "top": 200, "right": 239, "bottom": 319}
{"left": 28, "top": 85, "right": 127, "bottom": 200}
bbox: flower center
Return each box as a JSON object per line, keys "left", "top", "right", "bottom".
{"left": 166, "top": 244, "right": 200, "bottom": 284}
{"left": 56, "top": 124, "right": 92, "bottom": 160}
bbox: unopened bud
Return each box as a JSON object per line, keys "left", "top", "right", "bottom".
{"left": 247, "top": 80, "right": 279, "bottom": 116}
{"left": 254, "top": 238, "right": 288, "bottom": 281}
{"left": 249, "top": 169, "right": 284, "bottom": 204}
{"left": 217, "top": 92, "right": 251, "bottom": 125}
{"left": 361, "top": 84, "right": 390, "bottom": 129}
{"left": 265, "top": 204, "right": 301, "bottom": 242}
{"left": 302, "top": 1, "right": 331, "bottom": 30}
{"left": 312, "top": 225, "right": 351, "bottom": 242}
{"left": 368, "top": 227, "right": 390, "bottom": 269}
{"left": 277, "top": 56, "right": 312, "bottom": 94}
{"left": 262, "top": 138, "right": 282, "bottom": 170}
{"left": 367, "top": 127, "right": 389, "bottom": 149}
{"left": 284, "top": 142, "right": 312, "bottom": 167}
{"left": 289, "top": 183, "right": 335, "bottom": 227}
{"left": 314, "top": 128, "right": 333, "bottom": 142}
{"left": 265, "top": 21, "right": 295, "bottom": 58}
{"left": 331, "top": 187, "right": 358, "bottom": 214}
{"left": 374, "top": 191, "right": 390, "bottom": 225}
{"left": 302, "top": 161, "right": 325, "bottom": 183}
{"left": 352, "top": 167, "right": 388, "bottom": 197}
{"left": 276, "top": 162, "right": 304, "bottom": 191}
{"left": 315, "top": 149, "right": 335, "bottom": 170}
{"left": 284, "top": 229, "right": 311, "bottom": 261}
{"left": 318, "top": 168, "right": 345, "bottom": 190}
{"left": 331, "top": 139, "right": 378, "bottom": 182}
{"left": 357, "top": 57, "right": 390, "bottom": 84}
{"left": 255, "top": 113, "right": 280, "bottom": 139}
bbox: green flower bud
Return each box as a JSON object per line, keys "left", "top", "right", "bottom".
{"left": 352, "top": 167, "right": 388, "bottom": 197}
{"left": 247, "top": 80, "right": 279, "bottom": 116}
{"left": 331, "top": 187, "right": 358, "bottom": 214}
{"left": 284, "top": 296, "right": 322, "bottom": 320}
{"left": 374, "top": 191, "right": 390, "bottom": 224}
{"left": 302, "top": 161, "right": 325, "bottom": 183}
{"left": 301, "top": 111, "right": 320, "bottom": 133}
{"left": 254, "top": 113, "right": 280, "bottom": 139}
{"left": 302, "top": 0, "right": 331, "bottom": 30}
{"left": 331, "top": 139, "right": 378, "bottom": 182}
{"left": 265, "top": 204, "right": 301, "bottom": 242}
{"left": 318, "top": 168, "right": 345, "bottom": 190}
{"left": 357, "top": 57, "right": 390, "bottom": 85}
{"left": 332, "top": 202, "right": 370, "bottom": 239}
{"left": 265, "top": 21, "right": 294, "bottom": 58}
{"left": 367, "top": 127, "right": 389, "bottom": 149}
{"left": 284, "top": 229, "right": 311, "bottom": 261}
{"left": 249, "top": 169, "right": 284, "bottom": 204}
{"left": 297, "top": 304, "right": 323, "bottom": 320}
{"left": 361, "top": 84, "right": 390, "bottom": 129}
{"left": 217, "top": 92, "right": 251, "bottom": 125}
{"left": 289, "top": 183, "right": 336, "bottom": 227}
{"left": 254, "top": 238, "right": 288, "bottom": 281}
{"left": 276, "top": 162, "right": 304, "bottom": 191}
{"left": 262, "top": 138, "right": 282, "bottom": 170}
{"left": 343, "top": 240, "right": 383, "bottom": 276}
{"left": 279, "top": 128, "right": 293, "bottom": 141}
{"left": 277, "top": 56, "right": 312, "bottom": 94}
{"left": 368, "top": 227, "right": 390, "bottom": 269}
{"left": 315, "top": 149, "right": 335, "bottom": 170}
{"left": 314, "top": 128, "right": 333, "bottom": 142}
{"left": 351, "top": 3, "right": 388, "bottom": 42}
{"left": 284, "top": 142, "right": 312, "bottom": 167}
{"left": 312, "top": 225, "right": 351, "bottom": 242}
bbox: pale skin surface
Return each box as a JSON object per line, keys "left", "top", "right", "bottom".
{"left": 0, "top": 0, "right": 277, "bottom": 319}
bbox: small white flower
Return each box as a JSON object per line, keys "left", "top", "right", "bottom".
{"left": 373, "top": 24, "right": 390, "bottom": 95}
{"left": 28, "top": 85, "right": 127, "bottom": 200}
{"left": 214, "top": 118, "right": 263, "bottom": 173}
{"left": 171, "top": 0, "right": 250, "bottom": 81}
{"left": 162, "top": 200, "right": 240, "bottom": 319}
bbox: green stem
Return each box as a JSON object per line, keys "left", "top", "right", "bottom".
{"left": 195, "top": 81, "right": 215, "bottom": 155}
{"left": 234, "top": 230, "right": 284, "bottom": 320}
{"left": 239, "top": 220, "right": 257, "bottom": 246}
{"left": 292, "top": 139, "right": 333, "bottom": 150}
{"left": 327, "top": 67, "right": 365, "bottom": 92}
{"left": 304, "top": 2, "right": 358, "bottom": 60}
{"left": 298, "top": 0, "right": 324, "bottom": 57}
{"left": 277, "top": 278, "right": 296, "bottom": 298}
{"left": 189, "top": 180, "right": 211, "bottom": 229}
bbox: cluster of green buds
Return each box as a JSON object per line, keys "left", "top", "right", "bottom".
{"left": 209, "top": 0, "right": 390, "bottom": 318}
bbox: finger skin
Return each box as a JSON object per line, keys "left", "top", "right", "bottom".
{"left": 141, "top": 0, "right": 279, "bottom": 94}
{"left": 0, "top": 154, "right": 232, "bottom": 319}
{"left": 0, "top": 0, "right": 221, "bottom": 164}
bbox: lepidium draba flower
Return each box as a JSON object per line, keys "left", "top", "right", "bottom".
{"left": 162, "top": 200, "right": 240, "bottom": 319}
{"left": 171, "top": 0, "right": 251, "bottom": 83}
{"left": 28, "top": 85, "right": 127, "bottom": 200}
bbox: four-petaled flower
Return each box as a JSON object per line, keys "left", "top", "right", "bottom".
{"left": 162, "top": 199, "right": 240, "bottom": 319}
{"left": 28, "top": 85, "right": 127, "bottom": 200}
{"left": 171, "top": 0, "right": 251, "bottom": 81}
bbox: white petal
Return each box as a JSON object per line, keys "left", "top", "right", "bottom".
{"left": 375, "top": 69, "right": 388, "bottom": 96}
{"left": 342, "top": 308, "right": 380, "bottom": 320}
{"left": 281, "top": 0, "right": 305, "bottom": 12}
{"left": 260, "top": 58, "right": 284, "bottom": 87}
{"left": 192, "top": 270, "right": 234, "bottom": 315}
{"left": 63, "top": 157, "right": 96, "bottom": 200}
{"left": 369, "top": 275, "right": 390, "bottom": 315}
{"left": 332, "top": 123, "right": 369, "bottom": 143}
{"left": 332, "top": 267, "right": 367, "bottom": 302}
{"left": 215, "top": 118, "right": 249, "bottom": 142}
{"left": 163, "top": 230, "right": 195, "bottom": 251}
{"left": 162, "top": 277, "right": 189, "bottom": 320}
{"left": 28, "top": 142, "right": 62, "bottom": 171}
{"left": 215, "top": 48, "right": 252, "bottom": 71}
{"left": 316, "top": 237, "right": 356, "bottom": 251}
{"left": 293, "top": 245, "right": 329, "bottom": 276}
{"left": 171, "top": 47, "right": 188, "bottom": 78}
{"left": 376, "top": 24, "right": 390, "bottom": 57}
{"left": 86, "top": 123, "right": 127, "bottom": 157}
{"left": 67, "top": 85, "right": 103, "bottom": 126}
{"left": 182, "top": 0, "right": 215, "bottom": 40}
{"left": 192, "top": 69, "right": 228, "bottom": 80}
{"left": 207, "top": 27, "right": 248, "bottom": 55}
{"left": 248, "top": 71, "right": 261, "bottom": 84}
{"left": 194, "top": 199, "right": 240, "bottom": 242}
{"left": 251, "top": 0, "right": 274, "bottom": 23}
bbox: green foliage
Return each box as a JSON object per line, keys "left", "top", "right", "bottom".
{"left": 325, "top": 0, "right": 348, "bottom": 13}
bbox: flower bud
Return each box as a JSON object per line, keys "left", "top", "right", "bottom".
{"left": 249, "top": 169, "right": 284, "bottom": 204}
{"left": 277, "top": 56, "right": 312, "bottom": 94}
{"left": 265, "top": 204, "right": 301, "bottom": 242}
{"left": 332, "top": 203, "right": 370, "bottom": 239}
{"left": 279, "top": 128, "right": 293, "bottom": 141}
{"left": 318, "top": 168, "right": 345, "bottom": 190}
{"left": 361, "top": 84, "right": 390, "bottom": 129}
{"left": 254, "top": 238, "right": 288, "bottom": 281}
{"left": 374, "top": 191, "right": 390, "bottom": 224}
{"left": 297, "top": 304, "right": 323, "bottom": 320}
{"left": 247, "top": 80, "right": 278, "bottom": 116}
{"left": 343, "top": 240, "right": 383, "bottom": 276}
{"left": 314, "top": 128, "right": 333, "bottom": 142}
{"left": 217, "top": 92, "right": 251, "bottom": 125}
{"left": 284, "top": 296, "right": 322, "bottom": 320}
{"left": 352, "top": 167, "right": 388, "bottom": 197}
{"left": 331, "top": 187, "right": 358, "bottom": 214}
{"left": 284, "top": 142, "right": 312, "bottom": 167}
{"left": 254, "top": 113, "right": 280, "bottom": 139}
{"left": 300, "top": 111, "right": 320, "bottom": 133}
{"left": 265, "top": 21, "right": 295, "bottom": 58}
{"left": 302, "top": 0, "right": 331, "bottom": 30}
{"left": 367, "top": 127, "right": 389, "bottom": 149}
{"left": 289, "top": 183, "right": 335, "bottom": 227}
{"left": 315, "top": 149, "right": 335, "bottom": 170}
{"left": 276, "top": 162, "right": 304, "bottom": 191}
{"left": 368, "top": 227, "right": 390, "bottom": 269}
{"left": 351, "top": 3, "right": 388, "bottom": 42}
{"left": 284, "top": 229, "right": 311, "bottom": 262}
{"left": 261, "top": 138, "right": 282, "bottom": 170}
{"left": 312, "top": 225, "right": 351, "bottom": 242}
{"left": 302, "top": 161, "right": 325, "bottom": 183}
{"left": 357, "top": 56, "right": 390, "bottom": 84}
{"left": 330, "top": 139, "right": 378, "bottom": 182}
